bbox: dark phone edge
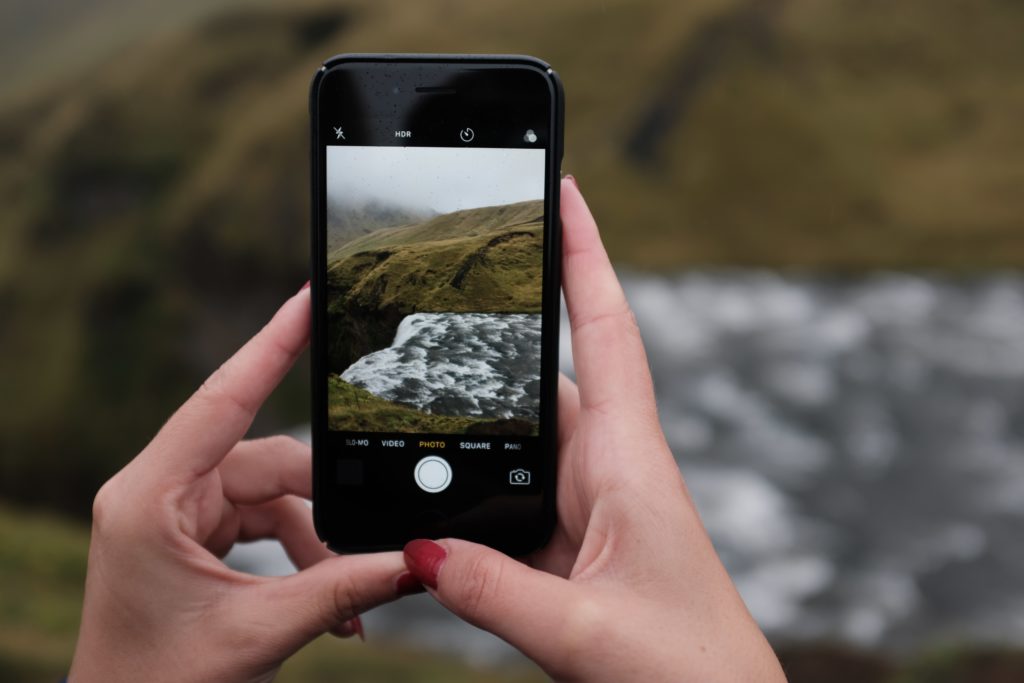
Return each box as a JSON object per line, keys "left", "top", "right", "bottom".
{"left": 309, "top": 54, "right": 564, "bottom": 557}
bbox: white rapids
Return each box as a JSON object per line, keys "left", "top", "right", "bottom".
{"left": 340, "top": 312, "right": 542, "bottom": 420}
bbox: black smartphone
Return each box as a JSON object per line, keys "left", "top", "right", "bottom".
{"left": 310, "top": 54, "right": 564, "bottom": 555}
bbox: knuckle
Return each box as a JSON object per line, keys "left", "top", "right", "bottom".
{"left": 198, "top": 365, "right": 252, "bottom": 419}
{"left": 263, "top": 433, "right": 292, "bottom": 448}
{"left": 570, "top": 304, "right": 642, "bottom": 342}
{"left": 263, "top": 434, "right": 304, "bottom": 454}
{"left": 91, "top": 473, "right": 150, "bottom": 541}
{"left": 621, "top": 308, "right": 644, "bottom": 344}
{"left": 197, "top": 366, "right": 226, "bottom": 400}
{"left": 621, "top": 306, "right": 641, "bottom": 331}
{"left": 90, "top": 478, "right": 118, "bottom": 532}
{"left": 457, "top": 553, "right": 505, "bottom": 624}
{"left": 331, "top": 570, "right": 369, "bottom": 619}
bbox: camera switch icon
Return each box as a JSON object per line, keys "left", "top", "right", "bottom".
{"left": 509, "top": 468, "right": 531, "bottom": 486}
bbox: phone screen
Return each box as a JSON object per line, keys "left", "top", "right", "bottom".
{"left": 312, "top": 58, "right": 561, "bottom": 553}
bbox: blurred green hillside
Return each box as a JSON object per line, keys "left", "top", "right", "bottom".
{"left": 1, "top": 0, "right": 1023, "bottom": 517}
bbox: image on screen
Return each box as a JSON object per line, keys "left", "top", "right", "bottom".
{"left": 326, "top": 145, "right": 545, "bottom": 436}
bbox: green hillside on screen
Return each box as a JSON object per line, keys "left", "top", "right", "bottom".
{"left": 325, "top": 200, "right": 543, "bottom": 372}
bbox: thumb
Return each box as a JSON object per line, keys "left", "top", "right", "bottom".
{"left": 404, "top": 539, "right": 584, "bottom": 667}
{"left": 241, "top": 552, "right": 406, "bottom": 655}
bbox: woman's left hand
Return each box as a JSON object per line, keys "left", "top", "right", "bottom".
{"left": 69, "top": 285, "right": 411, "bottom": 683}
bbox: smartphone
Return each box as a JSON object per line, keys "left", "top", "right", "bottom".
{"left": 310, "top": 54, "right": 563, "bottom": 555}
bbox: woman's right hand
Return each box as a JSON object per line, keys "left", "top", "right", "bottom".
{"left": 402, "top": 177, "right": 786, "bottom": 682}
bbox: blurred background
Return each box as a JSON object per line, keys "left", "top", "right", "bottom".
{"left": 2, "top": 0, "right": 1023, "bottom": 680}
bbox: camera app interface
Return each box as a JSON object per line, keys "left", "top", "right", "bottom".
{"left": 325, "top": 145, "right": 545, "bottom": 438}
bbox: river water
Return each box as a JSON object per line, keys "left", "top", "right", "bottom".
{"left": 228, "top": 271, "right": 1024, "bottom": 661}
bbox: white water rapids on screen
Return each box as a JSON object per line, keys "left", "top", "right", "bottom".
{"left": 340, "top": 312, "right": 542, "bottom": 420}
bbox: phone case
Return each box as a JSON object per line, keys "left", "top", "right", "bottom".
{"left": 310, "top": 54, "right": 564, "bottom": 555}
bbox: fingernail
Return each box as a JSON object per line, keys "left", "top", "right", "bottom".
{"left": 403, "top": 539, "right": 447, "bottom": 590}
{"left": 299, "top": 280, "right": 311, "bottom": 292}
{"left": 351, "top": 615, "right": 365, "bottom": 641}
{"left": 564, "top": 174, "right": 579, "bottom": 190}
{"left": 330, "top": 616, "right": 361, "bottom": 639}
{"left": 395, "top": 571, "right": 426, "bottom": 596}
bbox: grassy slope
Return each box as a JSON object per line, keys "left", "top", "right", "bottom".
{"left": 0, "top": 506, "right": 87, "bottom": 681}
{"left": 329, "top": 200, "right": 544, "bottom": 261}
{"left": 328, "top": 201, "right": 544, "bottom": 316}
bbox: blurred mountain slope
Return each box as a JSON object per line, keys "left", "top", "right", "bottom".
{"left": 0, "top": 0, "right": 1022, "bottom": 515}
{"left": 0, "top": 4, "right": 351, "bottom": 514}
{"left": 0, "top": 0, "right": 274, "bottom": 107}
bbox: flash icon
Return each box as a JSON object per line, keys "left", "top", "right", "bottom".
{"left": 334, "top": 126, "right": 345, "bottom": 140}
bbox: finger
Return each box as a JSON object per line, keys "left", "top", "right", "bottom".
{"left": 560, "top": 177, "right": 655, "bottom": 417}
{"left": 219, "top": 436, "right": 312, "bottom": 504}
{"left": 557, "top": 373, "right": 580, "bottom": 450}
{"left": 526, "top": 523, "right": 579, "bottom": 579}
{"left": 405, "top": 538, "right": 581, "bottom": 671}
{"left": 238, "top": 552, "right": 406, "bottom": 656}
{"left": 200, "top": 436, "right": 314, "bottom": 556}
{"left": 142, "top": 286, "right": 311, "bottom": 482}
{"left": 236, "top": 496, "right": 331, "bottom": 571}
{"left": 331, "top": 615, "right": 364, "bottom": 640}
{"left": 524, "top": 375, "right": 582, "bottom": 577}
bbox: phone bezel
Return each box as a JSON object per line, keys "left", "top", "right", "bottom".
{"left": 310, "top": 54, "right": 564, "bottom": 555}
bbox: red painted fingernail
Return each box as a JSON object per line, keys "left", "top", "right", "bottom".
{"left": 403, "top": 539, "right": 447, "bottom": 589}
{"left": 395, "top": 571, "right": 426, "bottom": 596}
{"left": 300, "top": 280, "right": 311, "bottom": 291}
{"left": 351, "top": 615, "right": 365, "bottom": 641}
{"left": 564, "top": 174, "right": 579, "bottom": 190}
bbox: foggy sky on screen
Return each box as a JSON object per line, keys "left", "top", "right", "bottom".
{"left": 327, "top": 146, "right": 545, "bottom": 214}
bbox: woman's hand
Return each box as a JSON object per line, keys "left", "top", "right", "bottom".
{"left": 402, "top": 177, "right": 787, "bottom": 682}
{"left": 69, "top": 286, "right": 411, "bottom": 683}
